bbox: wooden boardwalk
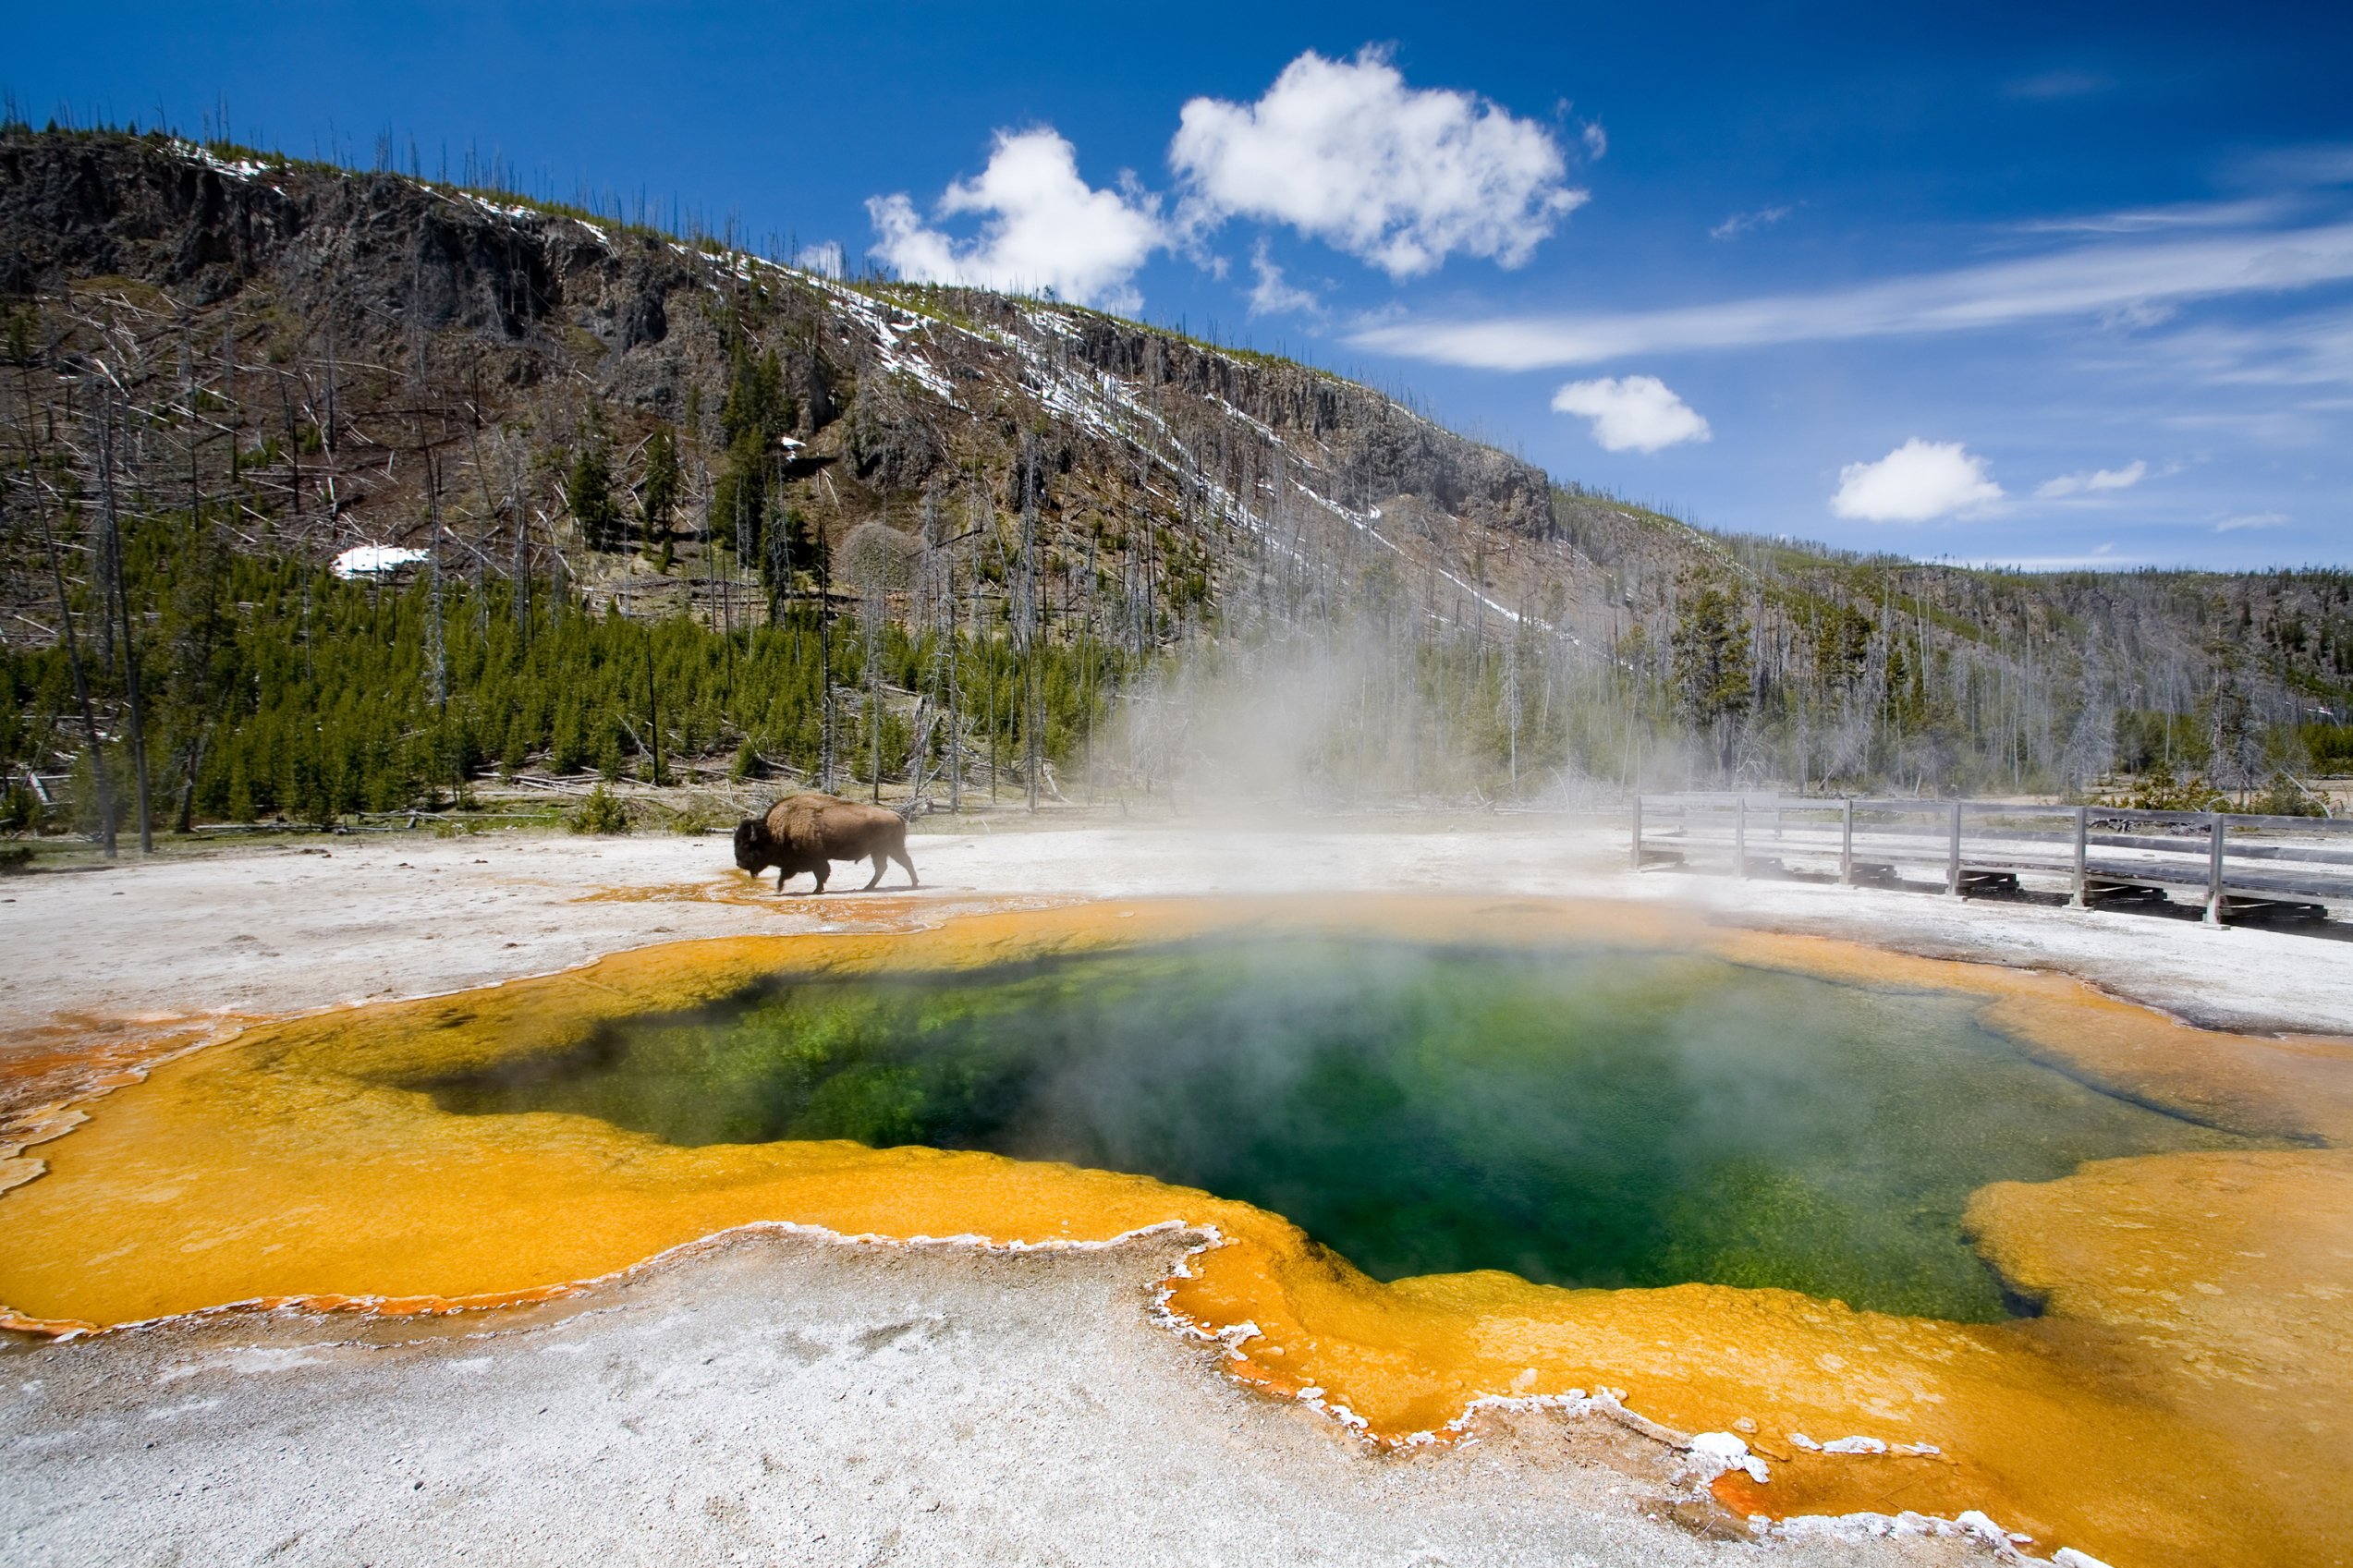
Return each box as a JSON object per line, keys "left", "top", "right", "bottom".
{"left": 1633, "top": 794, "right": 2353, "bottom": 925}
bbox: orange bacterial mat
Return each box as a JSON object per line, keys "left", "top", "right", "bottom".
{"left": 3, "top": 895, "right": 2347, "bottom": 1568}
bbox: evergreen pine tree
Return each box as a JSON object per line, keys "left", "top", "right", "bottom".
{"left": 567, "top": 440, "right": 620, "bottom": 552}
{"left": 1671, "top": 583, "right": 1753, "bottom": 773}
{"left": 640, "top": 424, "right": 679, "bottom": 570}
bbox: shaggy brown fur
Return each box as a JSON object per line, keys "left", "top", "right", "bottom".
{"left": 732, "top": 794, "right": 920, "bottom": 893}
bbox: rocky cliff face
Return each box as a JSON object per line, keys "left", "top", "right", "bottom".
{"left": 0, "top": 128, "right": 1565, "bottom": 643}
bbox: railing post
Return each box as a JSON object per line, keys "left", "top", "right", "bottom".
{"left": 1946, "top": 800, "right": 1963, "bottom": 896}
{"left": 1840, "top": 797, "right": 1854, "bottom": 886}
{"left": 1735, "top": 797, "right": 1748, "bottom": 880}
{"left": 2070, "top": 806, "right": 2088, "bottom": 908}
{"left": 1630, "top": 794, "right": 1643, "bottom": 871}
{"left": 2206, "top": 811, "right": 2226, "bottom": 926}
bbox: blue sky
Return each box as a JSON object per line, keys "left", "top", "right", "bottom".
{"left": 16, "top": 1, "right": 2349, "bottom": 570}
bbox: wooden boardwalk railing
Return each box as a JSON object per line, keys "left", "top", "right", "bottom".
{"left": 1631, "top": 794, "right": 2353, "bottom": 925}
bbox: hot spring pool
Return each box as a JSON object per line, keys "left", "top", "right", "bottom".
{"left": 424, "top": 939, "right": 2251, "bottom": 1321}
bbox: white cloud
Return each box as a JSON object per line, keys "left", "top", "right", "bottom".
{"left": 867, "top": 128, "right": 1164, "bottom": 310}
{"left": 1581, "top": 122, "right": 1607, "bottom": 160}
{"left": 1169, "top": 47, "right": 1587, "bottom": 279}
{"left": 1347, "top": 221, "right": 2353, "bottom": 369}
{"left": 1710, "top": 205, "right": 1790, "bottom": 241}
{"left": 1830, "top": 439, "right": 2005, "bottom": 522}
{"left": 1551, "top": 375, "right": 1712, "bottom": 453}
{"left": 798, "top": 240, "right": 844, "bottom": 279}
{"left": 1245, "top": 241, "right": 1320, "bottom": 317}
{"left": 2037, "top": 459, "right": 2147, "bottom": 497}
{"left": 2217, "top": 510, "right": 2289, "bottom": 531}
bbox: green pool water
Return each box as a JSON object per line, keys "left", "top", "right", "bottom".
{"left": 424, "top": 940, "right": 2254, "bottom": 1320}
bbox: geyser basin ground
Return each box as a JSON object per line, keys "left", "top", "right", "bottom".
{"left": 425, "top": 937, "right": 2249, "bottom": 1323}
{"left": 5, "top": 894, "right": 2351, "bottom": 1568}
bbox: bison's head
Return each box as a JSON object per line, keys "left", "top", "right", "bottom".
{"left": 731, "top": 818, "right": 770, "bottom": 870}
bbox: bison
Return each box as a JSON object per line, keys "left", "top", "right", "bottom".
{"left": 732, "top": 793, "right": 920, "bottom": 893}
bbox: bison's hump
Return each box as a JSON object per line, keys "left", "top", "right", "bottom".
{"left": 759, "top": 793, "right": 904, "bottom": 857}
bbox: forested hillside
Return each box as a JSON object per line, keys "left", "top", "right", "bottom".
{"left": 1, "top": 125, "right": 2344, "bottom": 840}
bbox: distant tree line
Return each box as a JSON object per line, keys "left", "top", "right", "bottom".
{"left": 0, "top": 490, "right": 1137, "bottom": 836}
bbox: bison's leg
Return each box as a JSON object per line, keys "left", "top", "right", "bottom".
{"left": 808, "top": 863, "right": 829, "bottom": 894}
{"left": 896, "top": 845, "right": 920, "bottom": 889}
{"left": 776, "top": 866, "right": 790, "bottom": 893}
{"left": 862, "top": 850, "right": 888, "bottom": 891}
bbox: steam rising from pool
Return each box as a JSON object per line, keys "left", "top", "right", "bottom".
{"left": 426, "top": 940, "right": 2251, "bottom": 1320}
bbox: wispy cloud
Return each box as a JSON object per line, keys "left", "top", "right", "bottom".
{"left": 1710, "top": 205, "right": 1790, "bottom": 241}
{"left": 1246, "top": 240, "right": 1321, "bottom": 317}
{"left": 2015, "top": 197, "right": 2295, "bottom": 235}
{"left": 2006, "top": 69, "right": 2114, "bottom": 100}
{"left": 2216, "top": 510, "right": 2290, "bottom": 531}
{"left": 2226, "top": 143, "right": 2353, "bottom": 192}
{"left": 1957, "top": 547, "right": 2140, "bottom": 571}
{"left": 1348, "top": 222, "right": 2353, "bottom": 370}
{"left": 2161, "top": 408, "right": 2335, "bottom": 444}
{"left": 2127, "top": 303, "right": 2353, "bottom": 389}
{"left": 2037, "top": 459, "right": 2147, "bottom": 498}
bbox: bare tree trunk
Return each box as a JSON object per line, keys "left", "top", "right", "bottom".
{"left": 866, "top": 581, "right": 882, "bottom": 803}
{"left": 1024, "top": 483, "right": 1041, "bottom": 814}
{"left": 176, "top": 734, "right": 206, "bottom": 835}
{"left": 175, "top": 336, "right": 226, "bottom": 834}
{"left": 946, "top": 549, "right": 962, "bottom": 813}
{"left": 278, "top": 371, "right": 302, "bottom": 534}
{"left": 1084, "top": 529, "right": 1097, "bottom": 803}
{"left": 644, "top": 633, "right": 664, "bottom": 788}
{"left": 100, "top": 406, "right": 152, "bottom": 852}
{"left": 703, "top": 468, "right": 718, "bottom": 638}
{"left": 322, "top": 303, "right": 340, "bottom": 522}
{"left": 426, "top": 435, "right": 447, "bottom": 713}
{"left": 818, "top": 524, "right": 835, "bottom": 794}
{"left": 91, "top": 457, "right": 116, "bottom": 676}
{"left": 28, "top": 458, "right": 115, "bottom": 857}
{"left": 222, "top": 318, "right": 238, "bottom": 492}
